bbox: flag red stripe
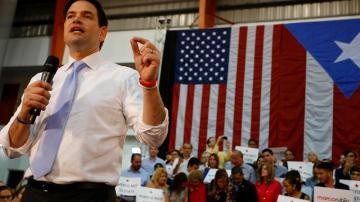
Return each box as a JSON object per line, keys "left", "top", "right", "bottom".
{"left": 332, "top": 87, "right": 360, "bottom": 166}
{"left": 232, "top": 27, "right": 248, "bottom": 149}
{"left": 183, "top": 84, "right": 195, "bottom": 144}
{"left": 198, "top": 84, "right": 211, "bottom": 157}
{"left": 269, "top": 25, "right": 306, "bottom": 160}
{"left": 250, "top": 25, "right": 265, "bottom": 143}
{"left": 216, "top": 84, "right": 227, "bottom": 151}
{"left": 169, "top": 84, "right": 180, "bottom": 150}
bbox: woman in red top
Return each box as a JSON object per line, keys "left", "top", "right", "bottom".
{"left": 188, "top": 170, "right": 207, "bottom": 202}
{"left": 255, "top": 162, "right": 282, "bottom": 202}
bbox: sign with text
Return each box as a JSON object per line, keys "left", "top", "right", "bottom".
{"left": 269, "top": 147, "right": 287, "bottom": 161}
{"left": 204, "top": 168, "right": 218, "bottom": 184}
{"left": 277, "top": 195, "right": 309, "bottom": 202}
{"left": 314, "top": 187, "right": 353, "bottom": 202}
{"left": 287, "top": 161, "right": 314, "bottom": 181}
{"left": 116, "top": 177, "right": 141, "bottom": 196}
{"left": 235, "top": 146, "right": 259, "bottom": 164}
{"left": 340, "top": 180, "right": 360, "bottom": 202}
{"left": 136, "top": 187, "right": 164, "bottom": 202}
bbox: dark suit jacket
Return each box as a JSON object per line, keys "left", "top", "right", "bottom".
{"left": 231, "top": 179, "right": 258, "bottom": 202}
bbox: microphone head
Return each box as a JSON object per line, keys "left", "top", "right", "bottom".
{"left": 43, "top": 56, "right": 59, "bottom": 74}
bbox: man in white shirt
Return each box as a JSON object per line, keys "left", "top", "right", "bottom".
{"left": 0, "top": 0, "right": 168, "bottom": 202}
{"left": 177, "top": 143, "right": 193, "bottom": 175}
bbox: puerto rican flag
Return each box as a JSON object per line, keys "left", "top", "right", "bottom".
{"left": 162, "top": 18, "right": 360, "bottom": 163}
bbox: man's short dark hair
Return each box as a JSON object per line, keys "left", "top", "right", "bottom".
{"left": 316, "top": 161, "right": 334, "bottom": 171}
{"left": 351, "top": 164, "right": 360, "bottom": 173}
{"left": 231, "top": 166, "right": 243, "bottom": 176}
{"left": 63, "top": 0, "right": 108, "bottom": 27}
{"left": 262, "top": 148, "right": 273, "bottom": 155}
{"left": 131, "top": 153, "right": 141, "bottom": 161}
{"left": 187, "top": 157, "right": 200, "bottom": 168}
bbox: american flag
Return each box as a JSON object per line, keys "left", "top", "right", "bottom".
{"left": 167, "top": 18, "right": 360, "bottom": 163}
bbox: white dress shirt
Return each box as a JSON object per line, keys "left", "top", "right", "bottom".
{"left": 0, "top": 52, "right": 168, "bottom": 185}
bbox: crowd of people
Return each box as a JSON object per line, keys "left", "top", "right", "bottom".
{"left": 116, "top": 137, "right": 359, "bottom": 202}
{"left": 0, "top": 138, "right": 359, "bottom": 202}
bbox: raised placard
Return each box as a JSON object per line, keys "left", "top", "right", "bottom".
{"left": 136, "top": 187, "right": 165, "bottom": 202}
{"left": 235, "top": 146, "right": 259, "bottom": 164}
{"left": 116, "top": 177, "right": 141, "bottom": 196}
{"left": 287, "top": 161, "right": 314, "bottom": 181}
{"left": 314, "top": 186, "right": 353, "bottom": 202}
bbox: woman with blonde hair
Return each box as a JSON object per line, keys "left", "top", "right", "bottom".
{"left": 147, "top": 167, "right": 170, "bottom": 202}
{"left": 307, "top": 151, "right": 320, "bottom": 164}
{"left": 255, "top": 163, "right": 282, "bottom": 202}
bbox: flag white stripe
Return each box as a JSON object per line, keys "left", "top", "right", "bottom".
{"left": 224, "top": 27, "right": 240, "bottom": 146}
{"left": 259, "top": 25, "right": 273, "bottom": 150}
{"left": 241, "top": 26, "right": 256, "bottom": 146}
{"left": 175, "top": 84, "right": 188, "bottom": 150}
{"left": 190, "top": 84, "right": 202, "bottom": 156}
{"left": 304, "top": 53, "right": 334, "bottom": 160}
{"left": 207, "top": 85, "right": 219, "bottom": 142}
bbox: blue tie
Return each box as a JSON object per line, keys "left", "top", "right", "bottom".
{"left": 31, "top": 61, "right": 87, "bottom": 179}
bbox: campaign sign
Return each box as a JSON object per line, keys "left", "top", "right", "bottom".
{"left": 287, "top": 161, "right": 314, "bottom": 181}
{"left": 136, "top": 187, "right": 164, "bottom": 202}
{"left": 277, "top": 195, "right": 309, "bottom": 202}
{"left": 235, "top": 146, "right": 259, "bottom": 164}
{"left": 269, "top": 147, "right": 287, "bottom": 161}
{"left": 204, "top": 168, "right": 218, "bottom": 184}
{"left": 116, "top": 177, "right": 141, "bottom": 196}
{"left": 341, "top": 180, "right": 360, "bottom": 202}
{"left": 314, "top": 186, "right": 353, "bottom": 202}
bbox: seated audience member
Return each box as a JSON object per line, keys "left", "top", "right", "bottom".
{"left": 178, "top": 143, "right": 193, "bottom": 175}
{"left": 335, "top": 150, "right": 358, "bottom": 182}
{"left": 168, "top": 172, "right": 188, "bottom": 202}
{"left": 305, "top": 162, "right": 319, "bottom": 189}
{"left": 147, "top": 168, "right": 170, "bottom": 201}
{"left": 351, "top": 164, "right": 360, "bottom": 181}
{"left": 200, "top": 151, "right": 210, "bottom": 170}
{"left": 283, "top": 170, "right": 310, "bottom": 200}
{"left": 282, "top": 149, "right": 295, "bottom": 169}
{"left": 315, "top": 161, "right": 349, "bottom": 190}
{"left": 248, "top": 138, "right": 259, "bottom": 148}
{"left": 262, "top": 148, "right": 288, "bottom": 178}
{"left": 120, "top": 153, "right": 150, "bottom": 202}
{"left": 307, "top": 151, "right": 320, "bottom": 164}
{"left": 207, "top": 169, "right": 232, "bottom": 202}
{"left": 187, "top": 157, "right": 201, "bottom": 173}
{"left": 256, "top": 162, "right": 282, "bottom": 202}
{"left": 188, "top": 170, "right": 207, "bottom": 202}
{"left": 225, "top": 150, "right": 256, "bottom": 184}
{"left": 203, "top": 153, "right": 220, "bottom": 179}
{"left": 167, "top": 150, "right": 181, "bottom": 178}
{"left": 230, "top": 167, "right": 258, "bottom": 202}
{"left": 0, "top": 186, "right": 12, "bottom": 202}
{"left": 165, "top": 151, "right": 172, "bottom": 163}
{"left": 142, "top": 146, "right": 166, "bottom": 175}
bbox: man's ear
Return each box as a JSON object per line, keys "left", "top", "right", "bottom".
{"left": 99, "top": 26, "right": 108, "bottom": 44}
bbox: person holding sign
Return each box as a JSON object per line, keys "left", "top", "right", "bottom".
{"left": 203, "top": 154, "right": 220, "bottom": 179}
{"left": 146, "top": 168, "right": 170, "bottom": 202}
{"left": 283, "top": 170, "right": 310, "bottom": 200}
{"left": 315, "top": 161, "right": 349, "bottom": 190}
{"left": 255, "top": 162, "right": 282, "bottom": 202}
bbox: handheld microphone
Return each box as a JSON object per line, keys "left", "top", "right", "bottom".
{"left": 29, "top": 56, "right": 59, "bottom": 124}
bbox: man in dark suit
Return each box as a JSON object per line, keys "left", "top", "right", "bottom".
{"left": 230, "top": 167, "right": 258, "bottom": 202}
